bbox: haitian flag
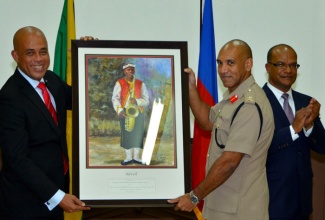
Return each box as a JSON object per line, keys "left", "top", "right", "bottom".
{"left": 192, "top": 0, "right": 218, "bottom": 214}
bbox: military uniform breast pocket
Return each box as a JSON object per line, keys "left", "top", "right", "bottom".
{"left": 214, "top": 114, "right": 231, "bottom": 149}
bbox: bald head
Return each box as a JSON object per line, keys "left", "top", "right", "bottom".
{"left": 11, "top": 26, "right": 50, "bottom": 81}
{"left": 217, "top": 39, "right": 253, "bottom": 93}
{"left": 267, "top": 44, "right": 297, "bottom": 62}
{"left": 13, "top": 26, "right": 48, "bottom": 51}
{"left": 265, "top": 44, "right": 298, "bottom": 92}
{"left": 221, "top": 39, "right": 253, "bottom": 60}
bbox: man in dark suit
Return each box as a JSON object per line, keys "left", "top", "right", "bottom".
{"left": 263, "top": 44, "right": 325, "bottom": 220}
{"left": 0, "top": 26, "right": 90, "bottom": 219}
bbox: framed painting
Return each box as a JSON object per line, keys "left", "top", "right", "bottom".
{"left": 71, "top": 40, "right": 190, "bottom": 207}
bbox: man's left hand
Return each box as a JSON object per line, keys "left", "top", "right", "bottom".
{"left": 305, "top": 98, "right": 320, "bottom": 129}
{"left": 79, "top": 36, "right": 98, "bottom": 41}
{"left": 167, "top": 193, "right": 197, "bottom": 212}
{"left": 59, "top": 194, "right": 91, "bottom": 213}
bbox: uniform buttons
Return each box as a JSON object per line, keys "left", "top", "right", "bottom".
{"left": 297, "top": 151, "right": 302, "bottom": 155}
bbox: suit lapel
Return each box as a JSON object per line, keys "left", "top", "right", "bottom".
{"left": 292, "top": 90, "right": 305, "bottom": 111}
{"left": 14, "top": 70, "right": 60, "bottom": 132}
{"left": 43, "top": 73, "right": 64, "bottom": 128}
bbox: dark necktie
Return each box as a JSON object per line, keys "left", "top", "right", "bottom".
{"left": 282, "top": 93, "right": 294, "bottom": 124}
{"left": 37, "top": 82, "right": 68, "bottom": 175}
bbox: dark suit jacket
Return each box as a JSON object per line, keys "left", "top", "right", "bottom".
{"left": 263, "top": 83, "right": 325, "bottom": 219}
{"left": 0, "top": 68, "right": 72, "bottom": 218}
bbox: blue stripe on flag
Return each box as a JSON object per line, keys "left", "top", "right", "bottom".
{"left": 198, "top": 0, "right": 218, "bottom": 103}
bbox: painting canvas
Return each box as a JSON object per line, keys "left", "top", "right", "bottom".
{"left": 87, "top": 55, "right": 175, "bottom": 168}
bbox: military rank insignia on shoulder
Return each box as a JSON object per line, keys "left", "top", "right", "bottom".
{"left": 244, "top": 88, "right": 256, "bottom": 105}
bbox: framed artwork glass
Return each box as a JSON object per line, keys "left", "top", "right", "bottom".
{"left": 71, "top": 40, "right": 190, "bottom": 207}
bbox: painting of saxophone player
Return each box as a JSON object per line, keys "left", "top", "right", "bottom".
{"left": 86, "top": 55, "right": 175, "bottom": 168}
{"left": 112, "top": 63, "right": 149, "bottom": 165}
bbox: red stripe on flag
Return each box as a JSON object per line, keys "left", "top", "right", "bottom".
{"left": 197, "top": 78, "right": 216, "bottom": 106}
{"left": 191, "top": 79, "right": 215, "bottom": 211}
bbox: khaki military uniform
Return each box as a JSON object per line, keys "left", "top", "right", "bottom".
{"left": 202, "top": 75, "right": 274, "bottom": 220}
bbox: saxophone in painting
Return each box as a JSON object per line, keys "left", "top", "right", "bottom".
{"left": 125, "top": 76, "right": 139, "bottom": 132}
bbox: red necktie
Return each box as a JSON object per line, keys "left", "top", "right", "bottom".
{"left": 37, "top": 82, "right": 68, "bottom": 175}
{"left": 37, "top": 82, "right": 58, "bottom": 125}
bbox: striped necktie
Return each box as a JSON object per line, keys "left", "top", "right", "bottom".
{"left": 37, "top": 82, "right": 68, "bottom": 175}
{"left": 37, "top": 82, "right": 58, "bottom": 125}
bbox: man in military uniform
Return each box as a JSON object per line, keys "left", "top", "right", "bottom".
{"left": 168, "top": 39, "right": 274, "bottom": 220}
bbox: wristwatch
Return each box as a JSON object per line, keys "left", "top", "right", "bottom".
{"left": 190, "top": 190, "right": 199, "bottom": 204}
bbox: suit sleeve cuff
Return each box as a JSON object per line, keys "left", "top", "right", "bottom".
{"left": 290, "top": 125, "right": 299, "bottom": 141}
{"left": 44, "top": 189, "right": 65, "bottom": 211}
{"left": 303, "top": 124, "right": 314, "bottom": 137}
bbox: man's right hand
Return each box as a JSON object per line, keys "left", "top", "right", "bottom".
{"left": 59, "top": 194, "right": 91, "bottom": 213}
{"left": 184, "top": 68, "right": 197, "bottom": 87}
{"left": 183, "top": 67, "right": 213, "bottom": 131}
{"left": 292, "top": 107, "right": 312, "bottom": 133}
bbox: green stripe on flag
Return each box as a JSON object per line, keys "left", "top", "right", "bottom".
{"left": 53, "top": 0, "right": 68, "bottom": 81}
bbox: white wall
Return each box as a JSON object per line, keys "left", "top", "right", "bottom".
{"left": 212, "top": 0, "right": 325, "bottom": 122}
{"left": 0, "top": 0, "right": 64, "bottom": 83}
{"left": 1, "top": 0, "right": 324, "bottom": 123}
{"left": 74, "top": 0, "right": 200, "bottom": 74}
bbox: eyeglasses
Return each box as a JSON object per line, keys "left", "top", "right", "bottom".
{"left": 268, "top": 62, "right": 300, "bottom": 70}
